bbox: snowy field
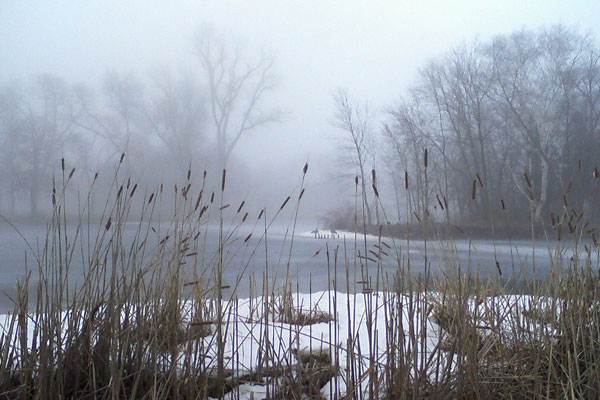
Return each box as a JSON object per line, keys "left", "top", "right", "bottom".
{"left": 0, "top": 289, "right": 547, "bottom": 399}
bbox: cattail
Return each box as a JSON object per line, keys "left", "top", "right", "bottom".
{"left": 61, "top": 158, "right": 65, "bottom": 171}
{"left": 244, "top": 233, "right": 252, "bottom": 243}
{"left": 424, "top": 148, "right": 428, "bottom": 168}
{"left": 495, "top": 261, "right": 502, "bottom": 276}
{"left": 258, "top": 209, "right": 264, "bottom": 220}
{"left": 219, "top": 204, "right": 230, "bottom": 211}
{"left": 68, "top": 168, "right": 75, "bottom": 180}
{"left": 303, "top": 162, "right": 308, "bottom": 175}
{"left": 500, "top": 199, "right": 505, "bottom": 210}
{"left": 94, "top": 172, "right": 99, "bottom": 181}
{"left": 221, "top": 169, "right": 227, "bottom": 192}
{"left": 105, "top": 217, "right": 111, "bottom": 231}
{"left": 358, "top": 254, "right": 377, "bottom": 263}
{"left": 242, "top": 212, "right": 248, "bottom": 222}
{"left": 368, "top": 250, "right": 381, "bottom": 259}
{"left": 312, "top": 249, "right": 320, "bottom": 257}
{"left": 279, "top": 196, "right": 291, "bottom": 211}
{"left": 381, "top": 241, "right": 391, "bottom": 249}
{"left": 148, "top": 193, "right": 154, "bottom": 204}
{"left": 129, "top": 184, "right": 137, "bottom": 198}
{"left": 436, "top": 194, "right": 444, "bottom": 210}
{"left": 299, "top": 188, "right": 305, "bottom": 200}
{"left": 372, "top": 184, "right": 379, "bottom": 197}
{"left": 187, "top": 164, "right": 192, "bottom": 181}
{"left": 472, "top": 179, "right": 476, "bottom": 200}
{"left": 198, "top": 205, "right": 208, "bottom": 219}
{"left": 117, "top": 185, "right": 123, "bottom": 198}
{"left": 127, "top": 178, "right": 131, "bottom": 189}
{"left": 194, "top": 192, "right": 202, "bottom": 211}
{"left": 237, "top": 201, "right": 245, "bottom": 213}
{"left": 404, "top": 171, "right": 408, "bottom": 189}
{"left": 182, "top": 183, "right": 191, "bottom": 198}
{"left": 210, "top": 192, "right": 215, "bottom": 203}
{"left": 355, "top": 176, "right": 358, "bottom": 185}
{"left": 119, "top": 153, "right": 125, "bottom": 164}
{"left": 374, "top": 245, "right": 389, "bottom": 257}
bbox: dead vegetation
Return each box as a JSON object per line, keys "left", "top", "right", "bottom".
{"left": 1, "top": 159, "right": 600, "bottom": 399}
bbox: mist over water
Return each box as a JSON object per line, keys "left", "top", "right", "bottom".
{"left": 1, "top": 1, "right": 600, "bottom": 304}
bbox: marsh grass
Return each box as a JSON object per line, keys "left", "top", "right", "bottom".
{"left": 1, "top": 156, "right": 600, "bottom": 399}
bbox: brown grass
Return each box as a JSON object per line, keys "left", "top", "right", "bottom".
{"left": 1, "top": 159, "right": 600, "bottom": 399}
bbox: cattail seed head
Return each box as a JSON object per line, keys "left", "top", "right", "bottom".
{"left": 237, "top": 201, "right": 245, "bottom": 213}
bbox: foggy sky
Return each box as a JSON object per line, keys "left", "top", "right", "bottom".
{"left": 1, "top": 0, "right": 599, "bottom": 222}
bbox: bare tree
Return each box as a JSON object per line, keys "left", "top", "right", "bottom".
{"left": 424, "top": 46, "right": 500, "bottom": 220}
{"left": 193, "top": 27, "right": 280, "bottom": 168}
{"left": 332, "top": 88, "right": 374, "bottom": 225}
{"left": 0, "top": 84, "right": 25, "bottom": 214}
{"left": 488, "top": 28, "right": 589, "bottom": 221}
{"left": 144, "top": 69, "right": 205, "bottom": 171}
{"left": 385, "top": 97, "right": 434, "bottom": 222}
{"left": 384, "top": 26, "right": 600, "bottom": 226}
{"left": 2, "top": 75, "right": 87, "bottom": 216}
{"left": 76, "top": 71, "right": 147, "bottom": 172}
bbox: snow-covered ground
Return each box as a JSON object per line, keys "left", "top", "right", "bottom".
{"left": 0, "top": 289, "right": 550, "bottom": 399}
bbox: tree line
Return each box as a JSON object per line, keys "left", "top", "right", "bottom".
{"left": 0, "top": 28, "right": 277, "bottom": 217}
{"left": 333, "top": 26, "right": 600, "bottom": 228}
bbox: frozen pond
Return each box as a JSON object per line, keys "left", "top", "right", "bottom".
{"left": 0, "top": 222, "right": 597, "bottom": 313}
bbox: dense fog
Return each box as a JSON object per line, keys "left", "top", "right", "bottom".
{"left": 1, "top": 1, "right": 599, "bottom": 228}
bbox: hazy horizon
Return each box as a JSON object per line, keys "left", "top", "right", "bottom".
{"left": 1, "top": 1, "right": 599, "bottom": 222}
